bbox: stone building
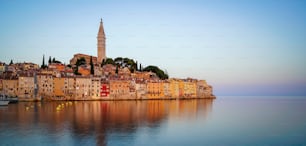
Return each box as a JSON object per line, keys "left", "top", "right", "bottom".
{"left": 135, "top": 80, "right": 147, "bottom": 99}
{"left": 37, "top": 74, "right": 54, "bottom": 97}
{"left": 18, "top": 74, "right": 35, "bottom": 99}
{"left": 70, "top": 53, "right": 97, "bottom": 65}
{"left": 91, "top": 77, "right": 101, "bottom": 98}
{"left": 2, "top": 78, "right": 18, "bottom": 97}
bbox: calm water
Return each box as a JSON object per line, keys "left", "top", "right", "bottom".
{"left": 1, "top": 97, "right": 306, "bottom": 146}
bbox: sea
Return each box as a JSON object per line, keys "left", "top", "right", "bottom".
{"left": 1, "top": 96, "right": 306, "bottom": 146}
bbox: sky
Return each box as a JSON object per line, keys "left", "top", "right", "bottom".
{"left": 0, "top": 0, "right": 305, "bottom": 96}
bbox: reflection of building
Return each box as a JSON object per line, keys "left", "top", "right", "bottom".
{"left": 0, "top": 99, "right": 214, "bottom": 146}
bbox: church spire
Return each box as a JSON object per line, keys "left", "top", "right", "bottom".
{"left": 97, "top": 18, "right": 106, "bottom": 64}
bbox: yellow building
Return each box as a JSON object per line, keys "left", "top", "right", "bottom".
{"left": 169, "top": 79, "right": 180, "bottom": 98}
{"left": 183, "top": 80, "right": 197, "bottom": 98}
{"left": 163, "top": 81, "right": 170, "bottom": 98}
{"left": 2, "top": 78, "right": 18, "bottom": 97}
{"left": 18, "top": 75, "right": 35, "bottom": 99}
{"left": 53, "top": 77, "right": 65, "bottom": 97}
{"left": 146, "top": 81, "right": 164, "bottom": 99}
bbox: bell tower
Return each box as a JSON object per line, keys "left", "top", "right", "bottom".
{"left": 97, "top": 18, "right": 106, "bottom": 64}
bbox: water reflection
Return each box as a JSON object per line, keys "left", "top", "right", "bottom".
{"left": 0, "top": 99, "right": 214, "bottom": 146}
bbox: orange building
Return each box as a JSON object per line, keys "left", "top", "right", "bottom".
{"left": 49, "top": 63, "right": 65, "bottom": 72}
{"left": 146, "top": 81, "right": 164, "bottom": 99}
{"left": 169, "top": 79, "right": 180, "bottom": 98}
{"left": 109, "top": 80, "right": 130, "bottom": 98}
{"left": 53, "top": 77, "right": 65, "bottom": 97}
{"left": 78, "top": 66, "right": 91, "bottom": 76}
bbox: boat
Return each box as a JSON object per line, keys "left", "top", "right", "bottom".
{"left": 0, "top": 100, "right": 9, "bottom": 106}
{"left": 0, "top": 94, "right": 18, "bottom": 104}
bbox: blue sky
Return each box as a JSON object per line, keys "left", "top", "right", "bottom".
{"left": 0, "top": 0, "right": 305, "bottom": 96}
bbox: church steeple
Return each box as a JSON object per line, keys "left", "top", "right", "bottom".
{"left": 97, "top": 18, "right": 106, "bottom": 64}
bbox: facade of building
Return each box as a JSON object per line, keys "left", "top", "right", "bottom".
{"left": 18, "top": 75, "right": 35, "bottom": 99}
{"left": 37, "top": 74, "right": 54, "bottom": 97}
{"left": 49, "top": 63, "right": 65, "bottom": 72}
{"left": 53, "top": 77, "right": 65, "bottom": 97}
{"left": 100, "top": 81, "right": 110, "bottom": 97}
{"left": 2, "top": 78, "right": 18, "bottom": 97}
{"left": 75, "top": 77, "right": 91, "bottom": 99}
{"left": 91, "top": 77, "right": 101, "bottom": 98}
{"left": 135, "top": 81, "right": 146, "bottom": 99}
{"left": 183, "top": 80, "right": 197, "bottom": 98}
{"left": 169, "top": 79, "right": 180, "bottom": 98}
{"left": 109, "top": 80, "right": 130, "bottom": 99}
{"left": 146, "top": 81, "right": 164, "bottom": 99}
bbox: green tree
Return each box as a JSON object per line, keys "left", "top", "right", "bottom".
{"left": 48, "top": 56, "right": 52, "bottom": 64}
{"left": 41, "top": 55, "right": 47, "bottom": 69}
{"left": 143, "top": 65, "right": 169, "bottom": 80}
{"left": 90, "top": 56, "right": 94, "bottom": 75}
{"left": 101, "top": 59, "right": 105, "bottom": 67}
{"left": 115, "top": 65, "right": 119, "bottom": 74}
{"left": 9, "top": 59, "right": 13, "bottom": 65}
{"left": 104, "top": 58, "right": 115, "bottom": 65}
{"left": 75, "top": 57, "right": 86, "bottom": 66}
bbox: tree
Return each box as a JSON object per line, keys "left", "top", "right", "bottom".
{"left": 104, "top": 58, "right": 115, "bottom": 65}
{"left": 143, "top": 65, "right": 169, "bottom": 80}
{"left": 101, "top": 59, "right": 105, "bottom": 67}
{"left": 135, "top": 61, "right": 138, "bottom": 71}
{"left": 52, "top": 57, "right": 56, "bottom": 63}
{"left": 9, "top": 59, "right": 13, "bottom": 65}
{"left": 41, "top": 55, "right": 47, "bottom": 69}
{"left": 90, "top": 56, "right": 94, "bottom": 75}
{"left": 115, "top": 65, "right": 119, "bottom": 74}
{"left": 75, "top": 57, "right": 86, "bottom": 66}
{"left": 139, "top": 63, "right": 142, "bottom": 72}
{"left": 48, "top": 56, "right": 51, "bottom": 64}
